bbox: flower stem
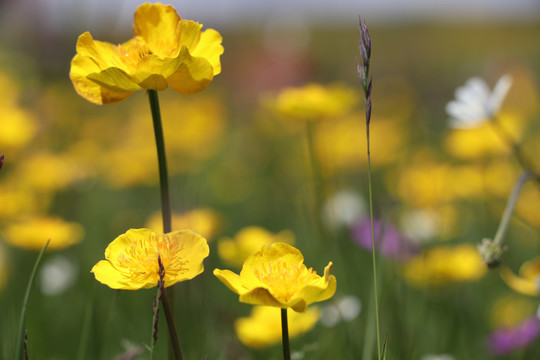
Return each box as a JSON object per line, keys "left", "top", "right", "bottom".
{"left": 493, "top": 170, "right": 533, "bottom": 246}
{"left": 147, "top": 90, "right": 175, "bottom": 359}
{"left": 161, "top": 290, "right": 183, "bottom": 360}
{"left": 281, "top": 308, "right": 291, "bottom": 360}
{"left": 15, "top": 240, "right": 49, "bottom": 360}
{"left": 147, "top": 90, "right": 172, "bottom": 234}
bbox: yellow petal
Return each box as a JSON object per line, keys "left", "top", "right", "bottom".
{"left": 70, "top": 54, "right": 133, "bottom": 104}
{"left": 133, "top": 3, "right": 182, "bottom": 57}
{"left": 91, "top": 260, "right": 141, "bottom": 290}
{"left": 501, "top": 266, "right": 539, "bottom": 296}
{"left": 75, "top": 32, "right": 127, "bottom": 72}
{"left": 87, "top": 68, "right": 141, "bottom": 93}
{"left": 192, "top": 28, "right": 224, "bottom": 75}
{"left": 213, "top": 268, "right": 245, "bottom": 295}
{"left": 167, "top": 47, "right": 214, "bottom": 94}
{"left": 177, "top": 20, "right": 204, "bottom": 50}
{"left": 164, "top": 230, "right": 209, "bottom": 285}
{"left": 104, "top": 229, "right": 155, "bottom": 265}
{"left": 238, "top": 287, "right": 285, "bottom": 308}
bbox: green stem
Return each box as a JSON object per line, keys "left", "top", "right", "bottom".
{"left": 493, "top": 170, "right": 533, "bottom": 246}
{"left": 76, "top": 282, "right": 95, "bottom": 360}
{"left": 147, "top": 90, "right": 172, "bottom": 234}
{"left": 161, "top": 290, "right": 183, "bottom": 360}
{"left": 281, "top": 308, "right": 291, "bottom": 360}
{"left": 147, "top": 89, "right": 176, "bottom": 359}
{"left": 15, "top": 240, "right": 49, "bottom": 360}
{"left": 366, "top": 127, "right": 381, "bottom": 360}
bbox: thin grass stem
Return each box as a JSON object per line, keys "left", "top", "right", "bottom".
{"left": 15, "top": 240, "right": 49, "bottom": 360}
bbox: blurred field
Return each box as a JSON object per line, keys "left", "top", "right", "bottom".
{"left": 0, "top": 7, "right": 540, "bottom": 359}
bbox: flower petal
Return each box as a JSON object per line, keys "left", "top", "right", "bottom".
{"left": 87, "top": 67, "right": 142, "bottom": 93}
{"left": 165, "top": 230, "right": 209, "bottom": 285}
{"left": 213, "top": 268, "right": 245, "bottom": 295}
{"left": 91, "top": 260, "right": 142, "bottom": 290}
{"left": 104, "top": 229, "right": 155, "bottom": 265}
{"left": 192, "top": 29, "right": 224, "bottom": 75}
{"left": 167, "top": 47, "right": 214, "bottom": 94}
{"left": 133, "top": 3, "right": 182, "bottom": 57}
{"left": 70, "top": 54, "right": 133, "bottom": 104}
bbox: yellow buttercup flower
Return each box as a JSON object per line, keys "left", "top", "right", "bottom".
{"left": 235, "top": 305, "right": 321, "bottom": 348}
{"left": 70, "top": 3, "right": 223, "bottom": 104}
{"left": 269, "top": 83, "right": 357, "bottom": 121}
{"left": 2, "top": 216, "right": 83, "bottom": 251}
{"left": 402, "top": 244, "right": 486, "bottom": 286}
{"left": 217, "top": 226, "right": 295, "bottom": 268}
{"left": 91, "top": 228, "right": 209, "bottom": 290}
{"left": 500, "top": 257, "right": 540, "bottom": 296}
{"left": 214, "top": 242, "right": 336, "bottom": 312}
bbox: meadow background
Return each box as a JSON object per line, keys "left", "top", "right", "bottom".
{"left": 1, "top": 1, "right": 540, "bottom": 359}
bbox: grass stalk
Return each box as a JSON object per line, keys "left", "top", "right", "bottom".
{"left": 14, "top": 240, "right": 49, "bottom": 360}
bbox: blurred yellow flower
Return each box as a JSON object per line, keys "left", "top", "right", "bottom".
{"left": 145, "top": 208, "right": 222, "bottom": 240}
{"left": 91, "top": 228, "right": 209, "bottom": 290}
{"left": 444, "top": 114, "right": 523, "bottom": 160}
{"left": 0, "top": 73, "right": 36, "bottom": 150}
{"left": 217, "top": 226, "right": 295, "bottom": 268}
{"left": 70, "top": 3, "right": 223, "bottom": 104}
{"left": 500, "top": 257, "right": 540, "bottom": 296}
{"left": 269, "top": 83, "right": 357, "bottom": 121}
{"left": 315, "top": 114, "right": 405, "bottom": 173}
{"left": 515, "top": 183, "right": 540, "bottom": 227}
{"left": 403, "top": 244, "right": 486, "bottom": 286}
{"left": 214, "top": 242, "right": 336, "bottom": 312}
{"left": 490, "top": 295, "right": 536, "bottom": 328}
{"left": 15, "top": 152, "right": 90, "bottom": 190}
{"left": 2, "top": 216, "right": 83, "bottom": 250}
{"left": 0, "top": 182, "right": 51, "bottom": 220}
{"left": 235, "top": 305, "right": 321, "bottom": 348}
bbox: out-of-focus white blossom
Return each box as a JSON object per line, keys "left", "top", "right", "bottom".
{"left": 420, "top": 354, "right": 455, "bottom": 360}
{"left": 446, "top": 75, "right": 512, "bottom": 129}
{"left": 320, "top": 295, "right": 361, "bottom": 327}
{"left": 39, "top": 255, "right": 78, "bottom": 295}
{"left": 322, "top": 190, "right": 365, "bottom": 230}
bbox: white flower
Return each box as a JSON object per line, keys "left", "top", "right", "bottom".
{"left": 446, "top": 74, "right": 513, "bottom": 129}
{"left": 39, "top": 255, "right": 78, "bottom": 295}
{"left": 320, "top": 295, "right": 362, "bottom": 327}
{"left": 420, "top": 354, "right": 455, "bottom": 360}
{"left": 322, "top": 190, "right": 365, "bottom": 230}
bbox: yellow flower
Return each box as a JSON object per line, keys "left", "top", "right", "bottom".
{"left": 214, "top": 242, "right": 336, "bottom": 312}
{"left": 145, "top": 208, "right": 222, "bottom": 240}
{"left": 500, "top": 257, "right": 540, "bottom": 296}
{"left": 490, "top": 295, "right": 536, "bottom": 328}
{"left": 269, "top": 83, "right": 357, "bottom": 121}
{"left": 2, "top": 216, "right": 83, "bottom": 250}
{"left": 217, "top": 226, "right": 295, "bottom": 268}
{"left": 70, "top": 3, "right": 223, "bottom": 104}
{"left": 235, "top": 305, "right": 321, "bottom": 348}
{"left": 91, "top": 228, "right": 209, "bottom": 290}
{"left": 402, "top": 244, "right": 486, "bottom": 286}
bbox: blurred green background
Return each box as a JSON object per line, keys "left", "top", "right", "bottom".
{"left": 1, "top": 1, "right": 540, "bottom": 359}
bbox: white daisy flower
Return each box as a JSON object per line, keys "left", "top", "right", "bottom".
{"left": 446, "top": 74, "right": 513, "bottom": 129}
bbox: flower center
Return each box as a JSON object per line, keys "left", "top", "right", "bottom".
{"left": 117, "top": 37, "right": 152, "bottom": 70}
{"left": 117, "top": 233, "right": 187, "bottom": 284}
{"left": 254, "top": 259, "right": 317, "bottom": 302}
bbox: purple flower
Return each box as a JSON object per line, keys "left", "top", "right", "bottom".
{"left": 488, "top": 317, "right": 540, "bottom": 356}
{"left": 350, "top": 217, "right": 419, "bottom": 260}
{"left": 0, "top": 153, "right": 4, "bottom": 171}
